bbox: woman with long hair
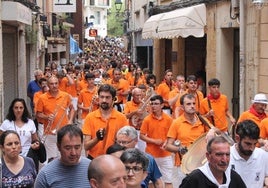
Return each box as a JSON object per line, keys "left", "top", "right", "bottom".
{"left": 0, "top": 98, "right": 39, "bottom": 156}
{"left": 0, "top": 130, "right": 36, "bottom": 187}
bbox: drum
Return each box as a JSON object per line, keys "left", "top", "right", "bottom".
{"left": 181, "top": 132, "right": 234, "bottom": 175}
{"left": 181, "top": 133, "right": 207, "bottom": 175}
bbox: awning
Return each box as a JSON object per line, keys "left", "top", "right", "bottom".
{"left": 142, "top": 4, "right": 206, "bottom": 39}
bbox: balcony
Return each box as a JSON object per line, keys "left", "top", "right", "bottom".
{"left": 1, "top": 1, "right": 33, "bottom": 25}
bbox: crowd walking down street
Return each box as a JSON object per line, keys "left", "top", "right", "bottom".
{"left": 1, "top": 38, "right": 268, "bottom": 188}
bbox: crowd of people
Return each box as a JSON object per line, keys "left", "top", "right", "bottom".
{"left": 1, "top": 37, "right": 268, "bottom": 187}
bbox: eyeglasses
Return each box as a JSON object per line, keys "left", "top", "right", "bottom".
{"left": 125, "top": 166, "right": 144, "bottom": 174}
{"left": 116, "top": 139, "right": 134, "bottom": 145}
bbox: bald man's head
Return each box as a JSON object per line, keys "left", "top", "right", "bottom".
{"left": 88, "top": 155, "right": 127, "bottom": 188}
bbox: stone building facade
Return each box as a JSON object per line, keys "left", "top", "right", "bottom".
{"left": 129, "top": 0, "right": 268, "bottom": 119}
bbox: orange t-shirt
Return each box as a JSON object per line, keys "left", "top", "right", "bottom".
{"left": 168, "top": 88, "right": 186, "bottom": 118}
{"left": 107, "top": 68, "right": 114, "bottom": 79}
{"left": 77, "top": 79, "right": 88, "bottom": 94}
{"left": 175, "top": 90, "right": 204, "bottom": 116}
{"left": 36, "top": 91, "right": 72, "bottom": 135}
{"left": 58, "top": 77, "right": 69, "bottom": 92}
{"left": 78, "top": 87, "right": 98, "bottom": 119}
{"left": 33, "top": 91, "right": 43, "bottom": 112}
{"left": 260, "top": 118, "right": 268, "bottom": 139}
{"left": 82, "top": 109, "right": 128, "bottom": 158}
{"left": 33, "top": 91, "right": 46, "bottom": 123}
{"left": 124, "top": 101, "right": 139, "bottom": 114}
{"left": 237, "top": 110, "right": 267, "bottom": 128}
{"left": 124, "top": 100, "right": 142, "bottom": 128}
{"left": 157, "top": 81, "right": 174, "bottom": 107}
{"left": 107, "top": 79, "right": 130, "bottom": 103}
{"left": 199, "top": 94, "right": 229, "bottom": 132}
{"left": 66, "top": 81, "right": 78, "bottom": 97}
{"left": 140, "top": 113, "right": 173, "bottom": 158}
{"left": 167, "top": 113, "right": 209, "bottom": 165}
{"left": 126, "top": 72, "right": 134, "bottom": 86}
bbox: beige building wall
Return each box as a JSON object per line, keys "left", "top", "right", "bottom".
{"left": 206, "top": 1, "right": 239, "bottom": 111}
{"left": 259, "top": 7, "right": 268, "bottom": 95}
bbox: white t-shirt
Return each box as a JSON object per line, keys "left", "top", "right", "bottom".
{"left": 0, "top": 119, "right": 36, "bottom": 156}
{"left": 230, "top": 144, "right": 268, "bottom": 188}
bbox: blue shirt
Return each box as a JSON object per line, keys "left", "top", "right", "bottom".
{"left": 27, "top": 80, "right": 41, "bottom": 109}
{"left": 144, "top": 153, "right": 162, "bottom": 186}
{"left": 27, "top": 80, "right": 41, "bottom": 99}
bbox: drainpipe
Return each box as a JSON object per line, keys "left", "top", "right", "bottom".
{"left": 239, "top": 0, "right": 245, "bottom": 113}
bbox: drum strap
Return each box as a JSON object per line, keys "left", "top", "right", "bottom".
{"left": 207, "top": 99, "right": 215, "bottom": 126}
{"left": 196, "top": 113, "right": 213, "bottom": 130}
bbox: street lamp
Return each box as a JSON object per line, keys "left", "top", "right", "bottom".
{"left": 252, "top": 0, "right": 268, "bottom": 9}
{"left": 115, "top": 0, "right": 123, "bottom": 13}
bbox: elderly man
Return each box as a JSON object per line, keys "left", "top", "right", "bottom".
{"left": 27, "top": 69, "right": 43, "bottom": 112}
{"left": 36, "top": 76, "right": 74, "bottom": 161}
{"left": 237, "top": 93, "right": 268, "bottom": 127}
{"left": 88, "top": 155, "right": 127, "bottom": 188}
{"left": 34, "top": 124, "right": 91, "bottom": 188}
{"left": 124, "top": 87, "right": 147, "bottom": 151}
{"left": 180, "top": 136, "right": 246, "bottom": 187}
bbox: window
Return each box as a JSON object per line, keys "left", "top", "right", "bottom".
{"left": 96, "top": 11, "right": 101, "bottom": 24}
{"left": 98, "top": 0, "right": 109, "bottom": 6}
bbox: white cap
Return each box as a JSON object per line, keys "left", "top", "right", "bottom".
{"left": 251, "top": 93, "right": 268, "bottom": 104}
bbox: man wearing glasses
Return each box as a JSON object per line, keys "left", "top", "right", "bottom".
{"left": 116, "top": 126, "right": 163, "bottom": 188}
{"left": 120, "top": 148, "right": 149, "bottom": 188}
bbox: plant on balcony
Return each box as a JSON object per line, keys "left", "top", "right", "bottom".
{"left": 53, "top": 25, "right": 60, "bottom": 37}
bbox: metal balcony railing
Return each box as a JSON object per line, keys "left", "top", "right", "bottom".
{"left": 3, "top": 0, "right": 40, "bottom": 12}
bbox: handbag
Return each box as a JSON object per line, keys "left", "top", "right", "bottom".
{"left": 27, "top": 141, "right": 47, "bottom": 171}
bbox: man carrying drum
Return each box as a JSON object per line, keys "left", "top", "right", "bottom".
{"left": 165, "top": 93, "right": 216, "bottom": 186}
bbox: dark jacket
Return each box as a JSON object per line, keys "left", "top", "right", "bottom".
{"left": 179, "top": 169, "right": 246, "bottom": 188}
